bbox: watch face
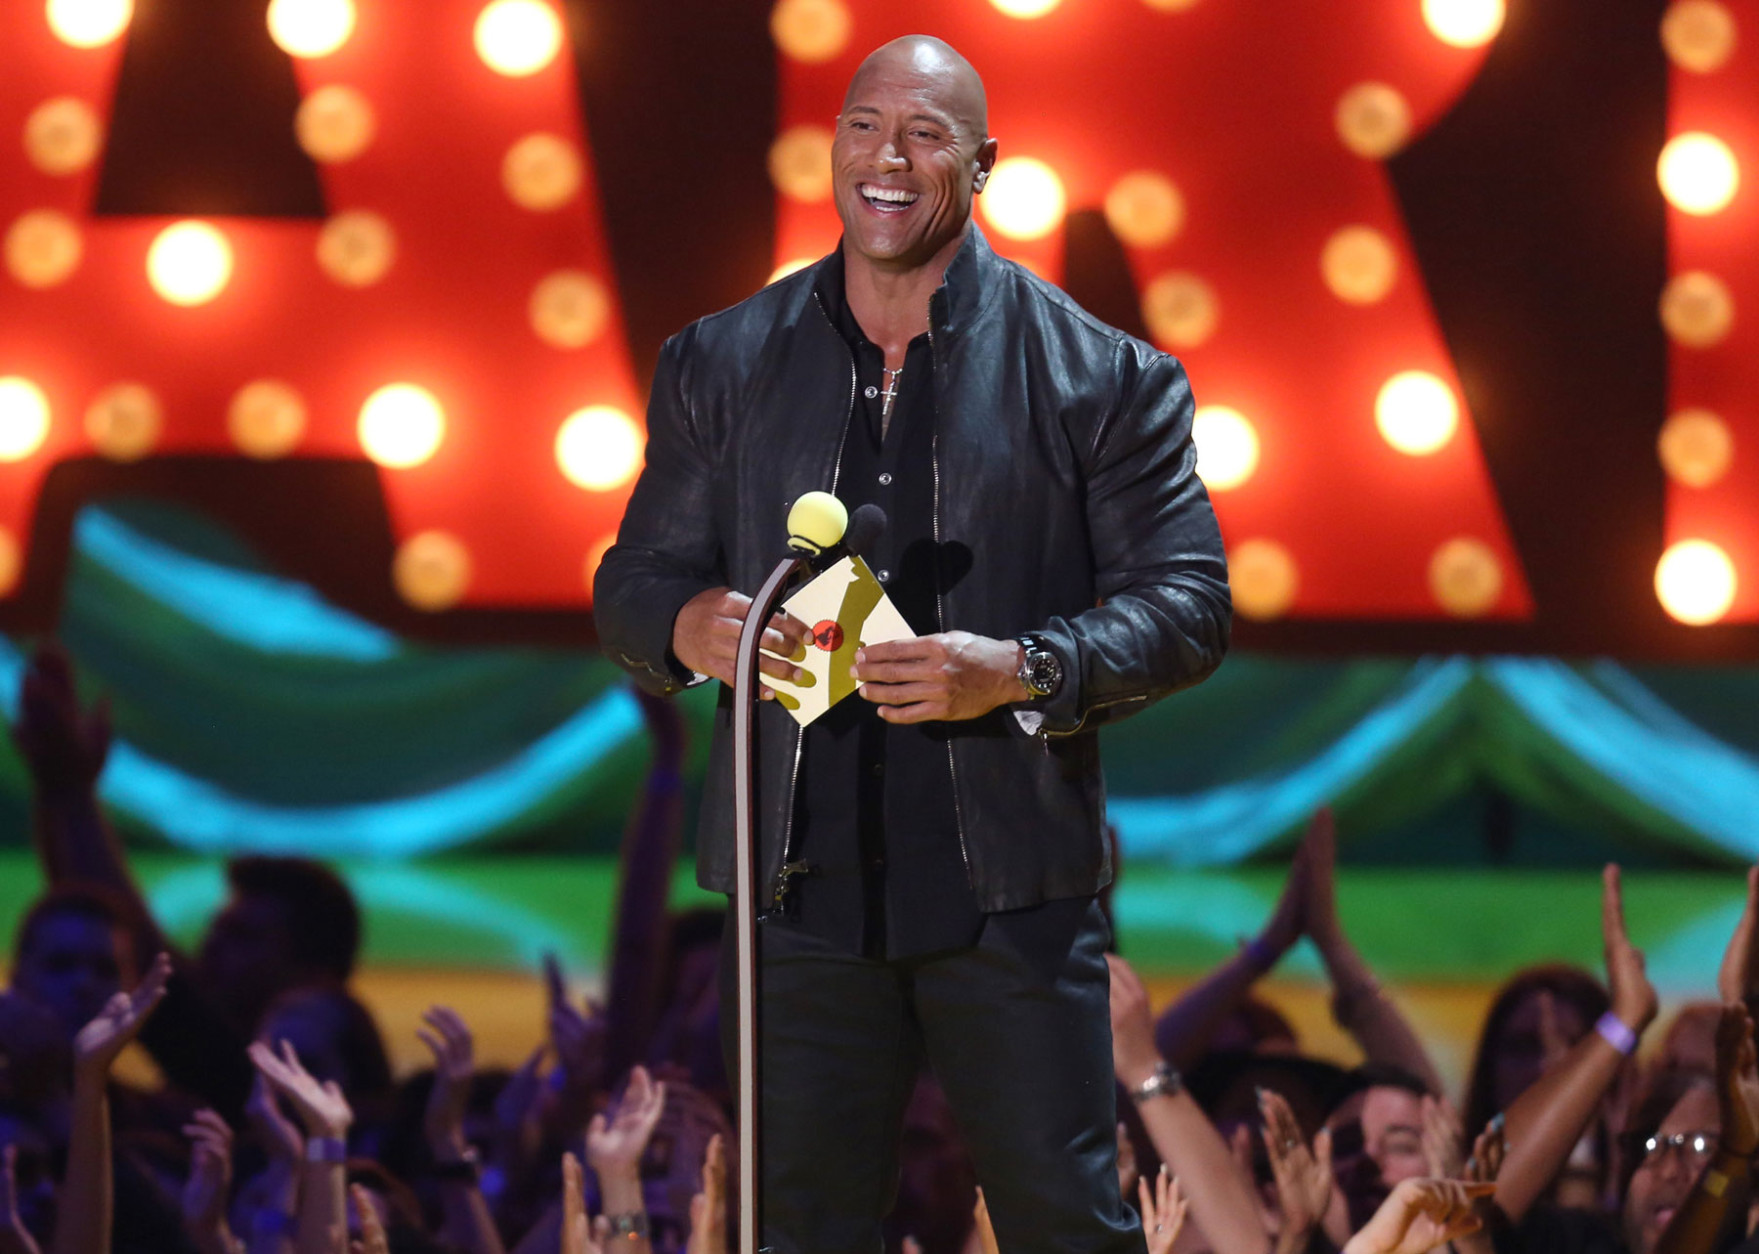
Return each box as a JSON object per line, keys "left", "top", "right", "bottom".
{"left": 1028, "top": 650, "right": 1061, "bottom": 695}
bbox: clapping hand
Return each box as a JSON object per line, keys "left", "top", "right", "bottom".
{"left": 73, "top": 952, "right": 169, "bottom": 1079}
{"left": 1718, "top": 867, "right": 1759, "bottom": 1007}
{"left": 248, "top": 1040, "right": 352, "bottom": 1141}
{"left": 1602, "top": 865, "right": 1658, "bottom": 1036}
{"left": 1261, "top": 1087, "right": 1334, "bottom": 1253}
{"left": 1342, "top": 1179, "right": 1496, "bottom": 1254}
{"left": 685, "top": 1134, "right": 727, "bottom": 1254}
{"left": 180, "top": 1110, "right": 238, "bottom": 1253}
{"left": 0, "top": 1145, "right": 42, "bottom": 1254}
{"left": 416, "top": 1005, "right": 475, "bottom": 1156}
{"left": 1139, "top": 1167, "right": 1188, "bottom": 1254}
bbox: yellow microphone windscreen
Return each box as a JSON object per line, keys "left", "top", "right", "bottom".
{"left": 787, "top": 491, "right": 848, "bottom": 555}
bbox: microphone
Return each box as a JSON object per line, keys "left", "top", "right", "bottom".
{"left": 842, "top": 504, "right": 886, "bottom": 562}
{"left": 786, "top": 491, "right": 848, "bottom": 556}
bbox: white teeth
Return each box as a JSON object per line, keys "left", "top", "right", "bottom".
{"left": 860, "top": 184, "right": 918, "bottom": 204}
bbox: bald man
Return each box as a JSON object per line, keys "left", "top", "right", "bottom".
{"left": 598, "top": 35, "right": 1230, "bottom": 1253}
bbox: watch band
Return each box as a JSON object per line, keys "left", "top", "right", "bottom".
{"left": 604, "top": 1213, "right": 651, "bottom": 1239}
{"left": 1129, "top": 1061, "right": 1182, "bottom": 1105}
{"left": 1015, "top": 633, "right": 1063, "bottom": 700}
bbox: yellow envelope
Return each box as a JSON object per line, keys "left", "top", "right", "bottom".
{"left": 763, "top": 554, "right": 915, "bottom": 726}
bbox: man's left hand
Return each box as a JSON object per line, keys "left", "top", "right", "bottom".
{"left": 851, "top": 633, "right": 1026, "bottom": 723}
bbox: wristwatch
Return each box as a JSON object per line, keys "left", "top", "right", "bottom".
{"left": 1015, "top": 633, "right": 1063, "bottom": 700}
{"left": 1129, "top": 1061, "right": 1182, "bottom": 1106}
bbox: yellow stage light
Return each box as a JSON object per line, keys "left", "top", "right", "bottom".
{"left": 1336, "top": 83, "right": 1412, "bottom": 159}
{"left": 530, "top": 271, "right": 610, "bottom": 349}
{"left": 1659, "top": 132, "right": 1740, "bottom": 215}
{"left": 474, "top": 0, "right": 563, "bottom": 77}
{"left": 1192, "top": 405, "right": 1259, "bottom": 490}
{"left": 0, "top": 527, "right": 19, "bottom": 597}
{"left": 1661, "top": 270, "right": 1734, "bottom": 347}
{"left": 316, "top": 210, "right": 395, "bottom": 287}
{"left": 557, "top": 406, "right": 643, "bottom": 491}
{"left": 1228, "top": 539, "right": 1297, "bottom": 620}
{"left": 989, "top": 0, "right": 1062, "bottom": 17}
{"left": 583, "top": 533, "right": 617, "bottom": 590}
{"left": 981, "top": 157, "right": 1067, "bottom": 241}
{"left": 229, "top": 380, "right": 307, "bottom": 459}
{"left": 1658, "top": 408, "right": 1734, "bottom": 487}
{"left": 46, "top": 0, "right": 131, "bottom": 48}
{"left": 1662, "top": 1, "right": 1737, "bottom": 73}
{"left": 266, "top": 0, "right": 356, "bottom": 58}
{"left": 359, "top": 384, "right": 444, "bottom": 468}
{"left": 1429, "top": 538, "right": 1502, "bottom": 617}
{"left": 1321, "top": 225, "right": 1398, "bottom": 305}
{"left": 85, "top": 382, "right": 160, "bottom": 461}
{"left": 296, "top": 85, "right": 375, "bottom": 163}
{"left": 394, "top": 531, "right": 471, "bottom": 611}
{"left": 1104, "top": 171, "right": 1184, "bottom": 249}
{"left": 1422, "top": 0, "right": 1505, "bottom": 48}
{"left": 503, "top": 133, "right": 582, "bottom": 211}
{"left": 146, "top": 221, "right": 232, "bottom": 306}
{"left": 1141, "top": 272, "right": 1219, "bottom": 349}
{"left": 769, "top": 258, "right": 815, "bottom": 285}
{"left": 0, "top": 377, "right": 51, "bottom": 462}
{"left": 25, "top": 98, "right": 103, "bottom": 176}
{"left": 5, "top": 211, "right": 82, "bottom": 289}
{"left": 1375, "top": 371, "right": 1458, "bottom": 455}
{"left": 1656, "top": 538, "right": 1737, "bottom": 624}
{"left": 768, "top": 126, "right": 834, "bottom": 202}
{"left": 770, "top": 0, "right": 852, "bottom": 64}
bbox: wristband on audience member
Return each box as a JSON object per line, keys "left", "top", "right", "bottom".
{"left": 251, "top": 1210, "right": 298, "bottom": 1236}
{"left": 1595, "top": 1012, "right": 1638, "bottom": 1056}
{"left": 604, "top": 1213, "right": 651, "bottom": 1240}
{"left": 1129, "top": 1061, "right": 1183, "bottom": 1106}
{"left": 304, "top": 1136, "right": 348, "bottom": 1164}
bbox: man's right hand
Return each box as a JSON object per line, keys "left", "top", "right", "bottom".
{"left": 672, "top": 587, "right": 809, "bottom": 693}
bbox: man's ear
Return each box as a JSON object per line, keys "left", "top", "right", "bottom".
{"left": 972, "top": 137, "right": 999, "bottom": 192}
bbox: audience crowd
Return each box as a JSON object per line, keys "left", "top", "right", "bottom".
{"left": 3, "top": 644, "right": 1758, "bottom": 1254}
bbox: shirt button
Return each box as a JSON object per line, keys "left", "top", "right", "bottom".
{"left": 864, "top": 385, "right": 879, "bottom": 399}
{"left": 872, "top": 762, "right": 884, "bottom": 777}
{"left": 878, "top": 472, "right": 893, "bottom": 486}
{"left": 877, "top": 569, "right": 891, "bottom": 583}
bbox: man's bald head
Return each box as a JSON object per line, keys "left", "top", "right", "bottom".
{"left": 843, "top": 36, "right": 989, "bottom": 143}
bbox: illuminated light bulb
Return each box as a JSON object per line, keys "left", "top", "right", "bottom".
{"left": 770, "top": 0, "right": 851, "bottom": 64}
{"left": 769, "top": 258, "right": 815, "bottom": 285}
{"left": 266, "top": 0, "right": 355, "bottom": 57}
{"left": 1375, "top": 371, "right": 1458, "bottom": 455}
{"left": 0, "top": 527, "right": 19, "bottom": 596}
{"left": 1655, "top": 538, "right": 1737, "bottom": 625}
{"left": 583, "top": 533, "right": 617, "bottom": 590}
{"left": 46, "top": 0, "right": 132, "bottom": 47}
{"left": 1321, "top": 225, "right": 1398, "bottom": 305}
{"left": 502, "top": 133, "right": 582, "bottom": 211}
{"left": 473, "top": 0, "right": 564, "bottom": 77}
{"left": 1141, "top": 271, "right": 1219, "bottom": 349}
{"left": 1657, "top": 408, "right": 1734, "bottom": 487}
{"left": 1661, "top": 270, "right": 1734, "bottom": 347}
{"left": 1191, "top": 405, "right": 1259, "bottom": 490}
{"left": 1104, "top": 171, "right": 1184, "bottom": 249}
{"left": 1228, "top": 539, "right": 1297, "bottom": 620}
{"left": 1429, "top": 538, "right": 1503, "bottom": 617}
{"left": 146, "top": 220, "right": 233, "bottom": 306}
{"left": 989, "top": 0, "right": 1061, "bottom": 16}
{"left": 556, "top": 405, "right": 644, "bottom": 491}
{"left": 228, "top": 380, "right": 307, "bottom": 459}
{"left": 1142, "top": 0, "right": 1201, "bottom": 8}
{"left": 1422, "top": 0, "right": 1505, "bottom": 48}
{"left": 316, "top": 210, "right": 395, "bottom": 287}
{"left": 1662, "top": 0, "right": 1737, "bottom": 73}
{"left": 980, "top": 157, "right": 1067, "bottom": 241}
{"left": 1336, "top": 83, "right": 1412, "bottom": 159}
{"left": 25, "top": 98, "right": 103, "bottom": 176}
{"left": 5, "top": 210, "right": 82, "bottom": 288}
{"left": 530, "top": 270, "right": 610, "bottom": 349}
{"left": 393, "top": 531, "right": 471, "bottom": 611}
{"left": 85, "top": 382, "right": 161, "bottom": 461}
{"left": 1658, "top": 132, "right": 1740, "bottom": 215}
{"left": 768, "top": 125, "right": 834, "bottom": 202}
{"left": 295, "top": 85, "right": 376, "bottom": 163}
{"left": 0, "top": 377, "right": 51, "bottom": 461}
{"left": 358, "top": 383, "right": 444, "bottom": 468}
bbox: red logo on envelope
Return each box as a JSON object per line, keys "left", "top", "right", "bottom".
{"left": 811, "top": 620, "right": 844, "bottom": 652}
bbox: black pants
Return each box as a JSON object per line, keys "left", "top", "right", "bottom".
{"left": 721, "top": 900, "right": 1146, "bottom": 1254}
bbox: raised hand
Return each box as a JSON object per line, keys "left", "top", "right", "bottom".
{"left": 685, "top": 1134, "right": 727, "bottom": 1254}
{"left": 1139, "top": 1167, "right": 1187, "bottom": 1254}
{"left": 9, "top": 643, "right": 112, "bottom": 798}
{"left": 72, "top": 952, "right": 169, "bottom": 1079}
{"left": 562, "top": 1153, "right": 607, "bottom": 1254}
{"left": 1261, "top": 1088, "right": 1333, "bottom": 1253}
{"left": 546, "top": 955, "right": 609, "bottom": 1098}
{"left": 1301, "top": 808, "right": 1341, "bottom": 947}
{"left": 1342, "top": 1179, "right": 1496, "bottom": 1254}
{"left": 1106, "top": 954, "right": 1164, "bottom": 1090}
{"left": 180, "top": 1109, "right": 236, "bottom": 1248}
{"left": 1716, "top": 1002, "right": 1759, "bottom": 1157}
{"left": 248, "top": 1039, "right": 352, "bottom": 1141}
{"left": 1718, "top": 867, "right": 1759, "bottom": 1006}
{"left": 1602, "top": 865, "right": 1659, "bottom": 1034}
{"left": 1464, "top": 1121, "right": 1505, "bottom": 1188}
{"left": 0, "top": 1145, "right": 43, "bottom": 1254}
{"left": 349, "top": 1183, "right": 390, "bottom": 1254}
{"left": 587, "top": 1065, "right": 668, "bottom": 1180}
{"left": 416, "top": 1005, "right": 475, "bottom": 1155}
{"left": 246, "top": 1072, "right": 304, "bottom": 1162}
{"left": 1419, "top": 1095, "right": 1464, "bottom": 1180}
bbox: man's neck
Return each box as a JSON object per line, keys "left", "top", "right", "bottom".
{"left": 841, "top": 226, "right": 967, "bottom": 363}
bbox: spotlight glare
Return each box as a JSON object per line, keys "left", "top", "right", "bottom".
{"left": 1659, "top": 132, "right": 1740, "bottom": 215}
{"left": 46, "top": 0, "right": 132, "bottom": 48}
{"left": 1191, "top": 405, "right": 1260, "bottom": 490}
{"left": 989, "top": 0, "right": 1062, "bottom": 16}
{"left": 146, "top": 221, "right": 233, "bottom": 306}
{"left": 474, "top": 0, "right": 564, "bottom": 76}
{"left": 556, "top": 405, "right": 644, "bottom": 491}
{"left": 359, "top": 383, "right": 445, "bottom": 468}
{"left": 1656, "top": 538, "right": 1737, "bottom": 625}
{"left": 0, "top": 377, "right": 52, "bottom": 462}
{"left": 1422, "top": 0, "right": 1505, "bottom": 48}
{"left": 1375, "top": 371, "right": 1458, "bottom": 455}
{"left": 266, "top": 0, "right": 356, "bottom": 58}
{"left": 980, "top": 157, "right": 1067, "bottom": 241}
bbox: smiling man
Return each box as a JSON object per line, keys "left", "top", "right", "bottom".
{"left": 596, "top": 35, "right": 1230, "bottom": 1254}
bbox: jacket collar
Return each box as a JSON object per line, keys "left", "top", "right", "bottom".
{"left": 810, "top": 222, "right": 1003, "bottom": 344}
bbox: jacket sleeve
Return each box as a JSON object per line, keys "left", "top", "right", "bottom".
{"left": 592, "top": 329, "right": 725, "bottom": 696}
{"left": 1029, "top": 343, "right": 1231, "bottom": 735}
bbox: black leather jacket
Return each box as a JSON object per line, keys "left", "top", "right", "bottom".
{"left": 594, "top": 226, "right": 1230, "bottom": 912}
